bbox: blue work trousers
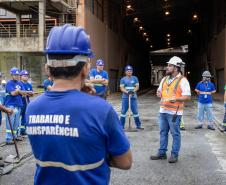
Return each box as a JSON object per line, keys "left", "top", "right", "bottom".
{"left": 120, "top": 97, "right": 141, "bottom": 128}
{"left": 158, "top": 113, "right": 182, "bottom": 157}
{"left": 5, "top": 106, "right": 21, "bottom": 142}
{"left": 197, "top": 103, "right": 213, "bottom": 125}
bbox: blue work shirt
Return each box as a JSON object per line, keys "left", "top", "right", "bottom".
{"left": 89, "top": 69, "right": 108, "bottom": 95}
{"left": 43, "top": 79, "right": 53, "bottom": 91}
{"left": 20, "top": 81, "right": 33, "bottom": 105}
{"left": 195, "top": 81, "right": 216, "bottom": 104}
{"left": 4, "top": 80, "right": 24, "bottom": 107}
{"left": 120, "top": 76, "right": 139, "bottom": 99}
{"left": 0, "top": 84, "right": 6, "bottom": 106}
{"left": 26, "top": 90, "right": 130, "bottom": 185}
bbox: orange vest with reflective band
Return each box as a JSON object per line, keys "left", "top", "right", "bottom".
{"left": 160, "top": 75, "right": 184, "bottom": 113}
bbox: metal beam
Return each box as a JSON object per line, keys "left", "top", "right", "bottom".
{"left": 0, "top": 3, "right": 20, "bottom": 14}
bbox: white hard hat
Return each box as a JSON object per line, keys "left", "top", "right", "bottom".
{"left": 202, "top": 71, "right": 211, "bottom": 77}
{"left": 167, "top": 56, "right": 185, "bottom": 67}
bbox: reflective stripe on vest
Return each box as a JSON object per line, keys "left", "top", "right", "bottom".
{"left": 161, "top": 75, "right": 184, "bottom": 112}
{"left": 36, "top": 158, "right": 104, "bottom": 172}
{"left": 94, "top": 84, "right": 104, "bottom": 87}
{"left": 160, "top": 103, "right": 184, "bottom": 110}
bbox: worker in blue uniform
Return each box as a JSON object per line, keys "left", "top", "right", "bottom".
{"left": 120, "top": 65, "right": 143, "bottom": 130}
{"left": 89, "top": 59, "right": 109, "bottom": 99}
{"left": 195, "top": 71, "right": 216, "bottom": 130}
{"left": 19, "top": 70, "right": 33, "bottom": 135}
{"left": 5, "top": 67, "right": 28, "bottom": 144}
{"left": 0, "top": 72, "right": 5, "bottom": 127}
{"left": 43, "top": 76, "right": 53, "bottom": 91}
{"left": 26, "top": 24, "right": 132, "bottom": 185}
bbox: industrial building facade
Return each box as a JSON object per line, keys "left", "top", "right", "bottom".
{"left": 0, "top": 0, "right": 145, "bottom": 92}
{"left": 0, "top": 0, "right": 225, "bottom": 93}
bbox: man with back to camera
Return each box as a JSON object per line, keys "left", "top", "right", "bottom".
{"left": 26, "top": 24, "right": 132, "bottom": 185}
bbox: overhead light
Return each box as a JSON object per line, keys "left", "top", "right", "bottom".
{"left": 167, "top": 33, "right": 171, "bottom": 37}
{"left": 150, "top": 45, "right": 153, "bottom": 48}
{"left": 167, "top": 42, "right": 170, "bottom": 45}
{"left": 126, "top": 5, "right": 132, "bottom": 9}
{"left": 139, "top": 26, "right": 144, "bottom": 30}
{"left": 146, "top": 38, "right": 149, "bottom": 42}
{"left": 187, "top": 29, "right": 192, "bottom": 34}
{"left": 134, "top": 17, "right": 139, "bottom": 22}
{"left": 187, "top": 71, "right": 191, "bottom": 74}
{"left": 165, "top": 11, "right": 170, "bottom": 16}
{"left": 193, "top": 13, "right": 198, "bottom": 20}
{"left": 143, "top": 32, "right": 147, "bottom": 36}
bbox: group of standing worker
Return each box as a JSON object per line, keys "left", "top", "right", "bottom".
{"left": 0, "top": 24, "right": 223, "bottom": 184}
{"left": 42, "top": 52, "right": 144, "bottom": 130}
{"left": 0, "top": 68, "right": 33, "bottom": 166}
{"left": 4, "top": 68, "right": 33, "bottom": 144}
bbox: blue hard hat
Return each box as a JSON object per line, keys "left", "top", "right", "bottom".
{"left": 96, "top": 59, "right": 104, "bottom": 66}
{"left": 20, "top": 70, "right": 29, "bottom": 76}
{"left": 45, "top": 24, "right": 94, "bottom": 57}
{"left": 125, "top": 65, "right": 133, "bottom": 71}
{"left": 10, "top": 67, "right": 20, "bottom": 75}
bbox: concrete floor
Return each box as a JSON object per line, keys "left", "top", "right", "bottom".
{"left": 1, "top": 91, "right": 226, "bottom": 185}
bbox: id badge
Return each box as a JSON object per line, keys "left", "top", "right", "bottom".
{"left": 204, "top": 94, "right": 207, "bottom": 99}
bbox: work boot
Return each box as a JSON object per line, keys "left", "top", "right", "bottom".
{"left": 207, "top": 125, "right": 215, "bottom": 130}
{"left": 195, "top": 124, "right": 203, "bottom": 129}
{"left": 16, "top": 136, "right": 23, "bottom": 141}
{"left": 220, "top": 125, "right": 226, "bottom": 132}
{"left": 180, "top": 127, "right": 185, "bottom": 131}
{"left": 150, "top": 154, "right": 167, "bottom": 160}
{"left": 6, "top": 140, "right": 14, "bottom": 145}
{"left": 20, "top": 132, "right": 27, "bottom": 136}
{"left": 168, "top": 155, "right": 178, "bottom": 163}
{"left": 137, "top": 126, "right": 144, "bottom": 130}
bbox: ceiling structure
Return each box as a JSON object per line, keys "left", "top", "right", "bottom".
{"left": 0, "top": 0, "right": 73, "bottom": 17}
{"left": 122, "top": 0, "right": 202, "bottom": 51}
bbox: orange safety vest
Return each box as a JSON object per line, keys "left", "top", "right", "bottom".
{"left": 160, "top": 75, "right": 185, "bottom": 113}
